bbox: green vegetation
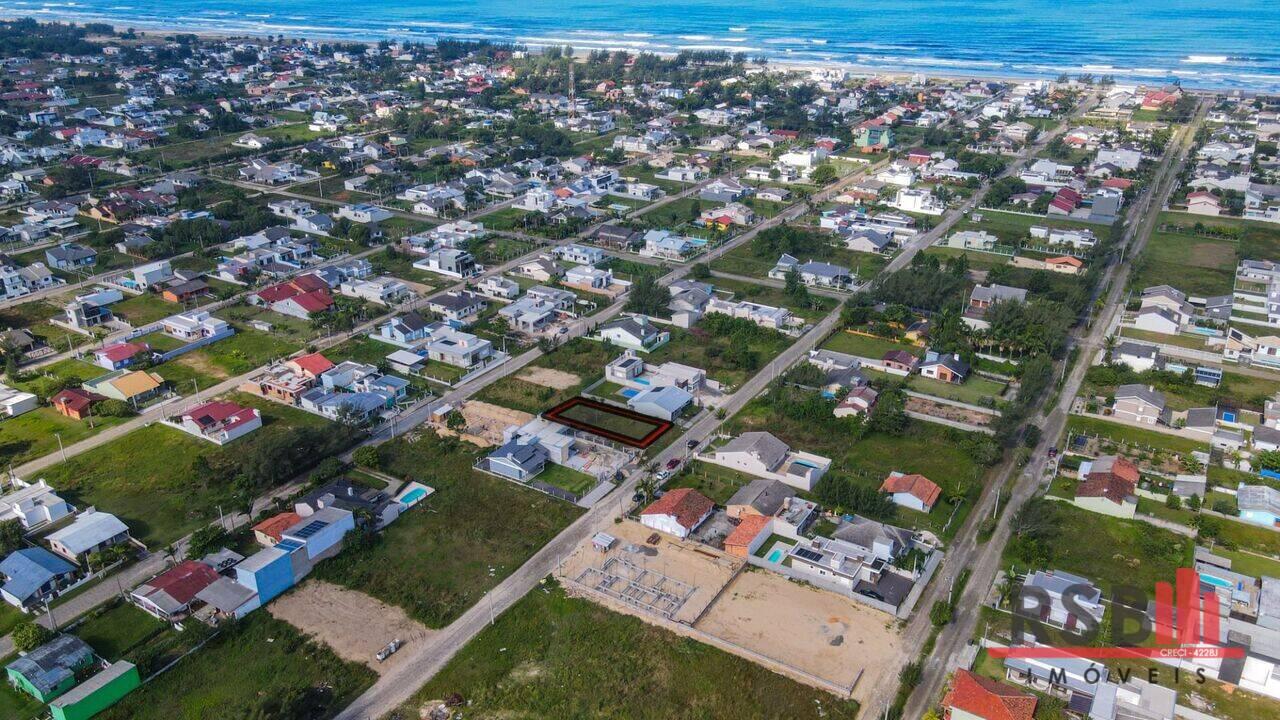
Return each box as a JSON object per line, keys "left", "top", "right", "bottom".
{"left": 74, "top": 601, "right": 164, "bottom": 661}
{"left": 395, "top": 581, "right": 859, "bottom": 720}
{"left": 668, "top": 461, "right": 764, "bottom": 504}
{"left": 316, "top": 431, "right": 582, "bottom": 626}
{"left": 476, "top": 338, "right": 616, "bottom": 414}
{"left": 642, "top": 316, "right": 794, "bottom": 387}
{"left": 99, "top": 614, "right": 374, "bottom": 720}
{"left": 1004, "top": 498, "right": 1191, "bottom": 594}
{"left": 557, "top": 401, "right": 664, "bottom": 441}
{"left": 709, "top": 275, "right": 837, "bottom": 321}
{"left": 821, "top": 330, "right": 920, "bottom": 360}
{"left": 0, "top": 406, "right": 130, "bottom": 468}
{"left": 711, "top": 228, "right": 886, "bottom": 281}
{"left": 536, "top": 463, "right": 597, "bottom": 495}
{"left": 1131, "top": 212, "right": 1280, "bottom": 296}
{"left": 1066, "top": 415, "right": 1207, "bottom": 455}
{"left": 37, "top": 394, "right": 354, "bottom": 545}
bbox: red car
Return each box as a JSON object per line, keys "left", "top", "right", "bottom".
{"left": 665, "top": 458, "right": 681, "bottom": 470}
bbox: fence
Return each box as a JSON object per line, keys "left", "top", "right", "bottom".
{"left": 741, "top": 554, "right": 901, "bottom": 616}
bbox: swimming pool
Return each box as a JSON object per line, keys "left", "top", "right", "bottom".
{"left": 620, "top": 388, "right": 639, "bottom": 398}
{"left": 792, "top": 459, "right": 820, "bottom": 469}
{"left": 767, "top": 548, "right": 785, "bottom": 563}
{"left": 1200, "top": 573, "right": 1234, "bottom": 590}
{"left": 399, "top": 488, "right": 428, "bottom": 506}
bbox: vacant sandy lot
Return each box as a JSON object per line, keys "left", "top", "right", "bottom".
{"left": 268, "top": 580, "right": 432, "bottom": 674}
{"left": 694, "top": 570, "right": 903, "bottom": 702}
{"left": 516, "top": 366, "right": 579, "bottom": 390}
{"left": 560, "top": 519, "right": 741, "bottom": 624}
{"left": 447, "top": 400, "right": 534, "bottom": 446}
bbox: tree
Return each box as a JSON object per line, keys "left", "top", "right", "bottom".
{"left": 352, "top": 445, "right": 381, "bottom": 469}
{"left": 623, "top": 274, "right": 671, "bottom": 317}
{"left": 187, "top": 526, "right": 229, "bottom": 559}
{"left": 13, "top": 622, "right": 52, "bottom": 652}
{"left": 689, "top": 262, "right": 711, "bottom": 280}
{"left": 1165, "top": 493, "right": 1182, "bottom": 511}
{"left": 930, "top": 599, "right": 954, "bottom": 626}
{"left": 810, "top": 163, "right": 837, "bottom": 185}
{"left": 0, "top": 519, "right": 23, "bottom": 555}
{"left": 94, "top": 399, "right": 135, "bottom": 417}
{"left": 445, "top": 410, "right": 467, "bottom": 432}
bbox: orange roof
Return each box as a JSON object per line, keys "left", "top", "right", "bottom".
{"left": 1046, "top": 256, "right": 1083, "bottom": 267}
{"left": 109, "top": 370, "right": 164, "bottom": 398}
{"left": 724, "top": 514, "right": 771, "bottom": 549}
{"left": 253, "top": 512, "right": 302, "bottom": 543}
{"left": 943, "top": 670, "right": 1037, "bottom": 720}
{"left": 641, "top": 488, "right": 714, "bottom": 530}
{"left": 289, "top": 352, "right": 334, "bottom": 377}
{"left": 880, "top": 473, "right": 942, "bottom": 507}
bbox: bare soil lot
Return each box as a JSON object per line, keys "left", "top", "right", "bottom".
{"left": 516, "top": 366, "right": 579, "bottom": 390}
{"left": 267, "top": 579, "right": 432, "bottom": 674}
{"left": 694, "top": 569, "right": 903, "bottom": 704}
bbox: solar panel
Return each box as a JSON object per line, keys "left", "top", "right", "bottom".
{"left": 793, "top": 547, "right": 824, "bottom": 563}
{"left": 291, "top": 520, "right": 329, "bottom": 539}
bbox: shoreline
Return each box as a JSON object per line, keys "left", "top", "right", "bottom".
{"left": 0, "top": 12, "right": 1262, "bottom": 95}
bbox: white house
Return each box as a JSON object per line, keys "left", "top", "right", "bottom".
{"left": 639, "top": 488, "right": 714, "bottom": 540}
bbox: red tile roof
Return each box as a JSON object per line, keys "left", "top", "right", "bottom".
{"left": 96, "top": 341, "right": 150, "bottom": 363}
{"left": 880, "top": 473, "right": 942, "bottom": 507}
{"left": 50, "top": 387, "right": 104, "bottom": 413}
{"left": 137, "top": 560, "right": 220, "bottom": 607}
{"left": 289, "top": 352, "right": 334, "bottom": 377}
{"left": 288, "top": 288, "right": 334, "bottom": 313}
{"left": 641, "top": 488, "right": 714, "bottom": 530}
{"left": 253, "top": 512, "right": 302, "bottom": 543}
{"left": 943, "top": 670, "right": 1037, "bottom": 720}
{"left": 724, "top": 514, "right": 771, "bottom": 550}
{"left": 255, "top": 273, "right": 330, "bottom": 304}
{"left": 1046, "top": 256, "right": 1083, "bottom": 267}
{"left": 1078, "top": 455, "right": 1140, "bottom": 504}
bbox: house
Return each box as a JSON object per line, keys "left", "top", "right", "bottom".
{"left": 724, "top": 514, "right": 773, "bottom": 558}
{"left": 709, "top": 431, "right": 831, "bottom": 492}
{"left": 0, "top": 480, "right": 71, "bottom": 529}
{"left": 726, "top": 478, "right": 796, "bottom": 521}
{"left": 414, "top": 248, "right": 479, "bottom": 278}
{"left": 626, "top": 385, "right": 693, "bottom": 421}
{"left": 162, "top": 279, "right": 211, "bottom": 304}
{"left": 127, "top": 260, "right": 173, "bottom": 290}
{"left": 476, "top": 275, "right": 520, "bottom": 301}
{"left": 425, "top": 326, "right": 494, "bottom": 368}
{"left": 130, "top": 560, "right": 220, "bottom": 621}
{"left": 641, "top": 230, "right": 699, "bottom": 260}
{"left": 942, "top": 670, "right": 1037, "bottom": 720}
{"left": 0, "top": 383, "right": 38, "bottom": 418}
{"left": 596, "top": 315, "right": 669, "bottom": 352}
{"left": 969, "top": 284, "right": 1027, "bottom": 312}
{"left": 161, "top": 310, "right": 231, "bottom": 341}
{"left": 45, "top": 510, "right": 131, "bottom": 564}
{"left": 254, "top": 274, "right": 333, "bottom": 319}
{"left": 426, "top": 290, "right": 487, "bottom": 326}
{"left": 44, "top": 243, "right": 96, "bottom": 271}
{"left": 1075, "top": 455, "right": 1140, "bottom": 518}
{"left": 92, "top": 341, "right": 150, "bottom": 370}
{"left": 82, "top": 369, "right": 165, "bottom": 405}
{"left": 1238, "top": 484, "right": 1280, "bottom": 527}
{"left": 481, "top": 437, "right": 549, "bottom": 481}
{"left": 834, "top": 385, "right": 879, "bottom": 417}
{"left": 336, "top": 203, "right": 393, "bottom": 224}
{"left": 1186, "top": 191, "right": 1223, "bottom": 216}
{"left": 1111, "top": 384, "right": 1168, "bottom": 426}
{"left": 253, "top": 511, "right": 302, "bottom": 547}
{"left": 1112, "top": 341, "right": 1159, "bottom": 372}
{"left": 0, "top": 547, "right": 77, "bottom": 610}
{"left": 639, "top": 488, "right": 714, "bottom": 539}
{"left": 880, "top": 472, "right": 942, "bottom": 512}
{"left": 296, "top": 480, "right": 401, "bottom": 531}
{"left": 379, "top": 311, "right": 434, "bottom": 344}
{"left": 169, "top": 400, "right": 263, "bottom": 445}
{"left": 339, "top": 276, "right": 410, "bottom": 306}
{"left": 47, "top": 660, "right": 141, "bottom": 720}
{"left": 1020, "top": 570, "right": 1106, "bottom": 633}
{"left": 1133, "top": 306, "right": 1181, "bottom": 335}
{"left": 882, "top": 349, "right": 919, "bottom": 373}
{"left": 513, "top": 256, "right": 564, "bottom": 282}
{"left": 918, "top": 350, "right": 970, "bottom": 384}
{"left": 5, "top": 635, "right": 95, "bottom": 702}
{"left": 768, "top": 254, "right": 853, "bottom": 290}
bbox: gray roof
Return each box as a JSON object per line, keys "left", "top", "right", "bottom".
{"left": 970, "top": 283, "right": 1028, "bottom": 304}
{"left": 1113, "top": 341, "right": 1158, "bottom": 360}
{"left": 833, "top": 515, "right": 913, "bottom": 555}
{"left": 601, "top": 316, "right": 660, "bottom": 342}
{"left": 49, "top": 661, "right": 136, "bottom": 709}
{"left": 1184, "top": 407, "right": 1217, "bottom": 428}
{"left": 195, "top": 576, "right": 258, "bottom": 612}
{"left": 5, "top": 635, "right": 93, "bottom": 696}
{"left": 726, "top": 478, "right": 795, "bottom": 515}
{"left": 1025, "top": 569, "right": 1101, "bottom": 603}
{"left": 1261, "top": 576, "right": 1280, "bottom": 623}
{"left": 1255, "top": 424, "right": 1280, "bottom": 447}
{"left": 718, "top": 431, "right": 790, "bottom": 471}
{"left": 489, "top": 438, "right": 549, "bottom": 472}
{"left": 1114, "top": 384, "right": 1165, "bottom": 408}
{"left": 45, "top": 511, "right": 128, "bottom": 555}
{"left": 1238, "top": 484, "right": 1280, "bottom": 516}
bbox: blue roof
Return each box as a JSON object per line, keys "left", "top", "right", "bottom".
{"left": 0, "top": 548, "right": 75, "bottom": 603}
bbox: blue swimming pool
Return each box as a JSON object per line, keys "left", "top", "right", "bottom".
{"left": 399, "top": 487, "right": 428, "bottom": 507}
{"left": 620, "top": 388, "right": 639, "bottom": 398}
{"left": 1200, "top": 573, "right": 1234, "bottom": 590}
{"left": 767, "top": 548, "right": 785, "bottom": 563}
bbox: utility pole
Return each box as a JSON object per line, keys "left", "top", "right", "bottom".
{"left": 56, "top": 433, "right": 66, "bottom": 463}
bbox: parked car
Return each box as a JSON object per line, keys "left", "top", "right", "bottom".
{"left": 665, "top": 458, "right": 680, "bottom": 470}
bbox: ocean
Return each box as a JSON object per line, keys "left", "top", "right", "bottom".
{"left": 6, "top": 0, "right": 1280, "bottom": 91}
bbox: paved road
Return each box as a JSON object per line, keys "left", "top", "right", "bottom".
{"left": 897, "top": 100, "right": 1205, "bottom": 720}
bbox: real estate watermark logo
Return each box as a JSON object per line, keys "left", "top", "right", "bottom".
{"left": 988, "top": 568, "right": 1246, "bottom": 661}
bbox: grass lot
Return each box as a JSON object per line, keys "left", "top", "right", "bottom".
{"left": 908, "top": 373, "right": 1007, "bottom": 406}
{"left": 110, "top": 292, "right": 184, "bottom": 326}
{"left": 821, "top": 329, "right": 920, "bottom": 360}
{"left": 369, "top": 249, "right": 442, "bottom": 286}
{"left": 949, "top": 208, "right": 1100, "bottom": 246}
{"left": 1066, "top": 415, "right": 1207, "bottom": 455}
{"left": 1004, "top": 499, "right": 1191, "bottom": 595}
{"left": 477, "top": 206, "right": 538, "bottom": 232}
{"left": 1086, "top": 367, "right": 1280, "bottom": 412}
{"left": 1203, "top": 546, "right": 1280, "bottom": 579}
{"left": 601, "top": 256, "right": 668, "bottom": 282}
{"left": 537, "top": 463, "right": 597, "bottom": 495}
{"left": 37, "top": 394, "right": 337, "bottom": 546}
{"left": 74, "top": 601, "right": 164, "bottom": 661}
{"left": 558, "top": 401, "right": 664, "bottom": 442}
{"left": 635, "top": 196, "right": 704, "bottom": 229}
{"left": 922, "top": 246, "right": 1011, "bottom": 273}
{"left": 1131, "top": 212, "right": 1280, "bottom": 297}
{"left": 11, "top": 358, "right": 107, "bottom": 398}
{"left": 709, "top": 275, "right": 837, "bottom": 322}
{"left": 98, "top": 614, "right": 375, "bottom": 720}
{"left": 0, "top": 671, "right": 43, "bottom": 720}
{"left": 0, "top": 406, "right": 129, "bottom": 468}
{"left": 152, "top": 326, "right": 301, "bottom": 390}
{"left": 668, "top": 461, "right": 765, "bottom": 504}
{"left": 711, "top": 241, "right": 886, "bottom": 282}
{"left": 316, "top": 432, "right": 582, "bottom": 627}
{"left": 323, "top": 335, "right": 446, "bottom": 388}
{"left": 468, "top": 235, "right": 537, "bottom": 266}
{"left": 216, "top": 303, "right": 319, "bottom": 347}
{"left": 642, "top": 323, "right": 793, "bottom": 388}
{"left": 0, "top": 300, "right": 97, "bottom": 352}
{"left": 395, "top": 581, "right": 859, "bottom": 720}
{"left": 1118, "top": 326, "right": 1210, "bottom": 350}
{"left": 476, "top": 338, "right": 616, "bottom": 414}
